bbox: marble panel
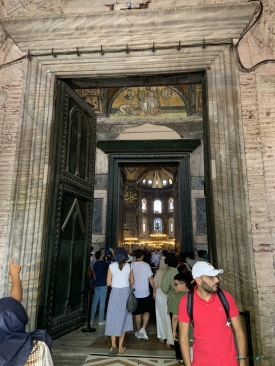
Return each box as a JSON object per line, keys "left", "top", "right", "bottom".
{"left": 95, "top": 147, "right": 108, "bottom": 174}
{"left": 94, "top": 175, "right": 108, "bottom": 190}
{"left": 196, "top": 198, "right": 207, "bottom": 235}
{"left": 191, "top": 177, "right": 204, "bottom": 190}
{"left": 190, "top": 143, "right": 204, "bottom": 176}
{"left": 92, "top": 198, "right": 103, "bottom": 234}
{"left": 91, "top": 235, "right": 105, "bottom": 244}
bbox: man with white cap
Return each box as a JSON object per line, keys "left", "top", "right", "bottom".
{"left": 178, "top": 261, "right": 246, "bottom": 366}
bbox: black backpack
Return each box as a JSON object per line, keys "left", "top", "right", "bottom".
{"left": 187, "top": 287, "right": 231, "bottom": 327}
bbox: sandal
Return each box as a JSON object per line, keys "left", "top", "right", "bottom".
{"left": 118, "top": 347, "right": 126, "bottom": 354}
{"left": 159, "top": 338, "right": 165, "bottom": 343}
{"left": 166, "top": 344, "right": 174, "bottom": 350}
{"left": 108, "top": 347, "right": 118, "bottom": 357}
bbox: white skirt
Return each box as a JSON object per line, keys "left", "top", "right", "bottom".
{"left": 155, "top": 287, "right": 174, "bottom": 345}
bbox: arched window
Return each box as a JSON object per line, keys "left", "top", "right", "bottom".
{"left": 154, "top": 200, "right": 162, "bottom": 214}
{"left": 169, "top": 218, "right": 174, "bottom": 238}
{"left": 142, "top": 198, "right": 147, "bottom": 213}
{"left": 168, "top": 197, "right": 174, "bottom": 213}
{"left": 141, "top": 217, "right": 147, "bottom": 236}
{"left": 154, "top": 218, "right": 162, "bottom": 234}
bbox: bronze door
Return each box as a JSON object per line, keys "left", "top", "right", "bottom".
{"left": 38, "top": 81, "right": 96, "bottom": 338}
{"left": 173, "top": 155, "right": 193, "bottom": 253}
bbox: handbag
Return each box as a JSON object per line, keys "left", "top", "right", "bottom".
{"left": 126, "top": 264, "right": 138, "bottom": 312}
{"left": 126, "top": 284, "right": 138, "bottom": 312}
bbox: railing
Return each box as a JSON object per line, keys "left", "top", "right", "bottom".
{"left": 240, "top": 310, "right": 254, "bottom": 366}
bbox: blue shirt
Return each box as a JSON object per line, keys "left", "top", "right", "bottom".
{"left": 93, "top": 260, "right": 109, "bottom": 287}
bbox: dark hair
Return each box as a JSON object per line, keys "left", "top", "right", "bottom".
{"left": 177, "top": 263, "right": 190, "bottom": 274}
{"left": 95, "top": 251, "right": 102, "bottom": 260}
{"left": 164, "top": 254, "right": 178, "bottom": 268}
{"left": 174, "top": 272, "right": 194, "bottom": 290}
{"left": 135, "top": 249, "right": 144, "bottom": 259}
{"left": 198, "top": 250, "right": 206, "bottom": 258}
{"left": 182, "top": 250, "right": 194, "bottom": 262}
{"left": 118, "top": 259, "right": 127, "bottom": 270}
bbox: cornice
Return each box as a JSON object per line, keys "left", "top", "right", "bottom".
{"left": 1, "top": 3, "right": 259, "bottom": 54}
{"left": 97, "top": 139, "right": 201, "bottom": 154}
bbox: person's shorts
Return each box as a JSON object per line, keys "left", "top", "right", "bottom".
{"left": 132, "top": 295, "right": 152, "bottom": 315}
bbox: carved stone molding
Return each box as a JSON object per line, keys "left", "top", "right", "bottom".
{"left": 1, "top": 3, "right": 259, "bottom": 355}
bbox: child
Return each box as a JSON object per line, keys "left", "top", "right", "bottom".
{"left": 171, "top": 272, "right": 193, "bottom": 364}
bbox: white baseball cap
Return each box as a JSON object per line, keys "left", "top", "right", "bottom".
{"left": 192, "top": 261, "right": 223, "bottom": 279}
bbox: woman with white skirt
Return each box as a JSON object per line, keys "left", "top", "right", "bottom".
{"left": 105, "top": 248, "right": 134, "bottom": 357}
{"left": 153, "top": 257, "right": 174, "bottom": 347}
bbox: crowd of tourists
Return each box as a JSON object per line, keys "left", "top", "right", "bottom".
{"left": 0, "top": 248, "right": 246, "bottom": 366}
{"left": 90, "top": 246, "right": 247, "bottom": 366}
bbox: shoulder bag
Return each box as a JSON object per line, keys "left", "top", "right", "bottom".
{"left": 126, "top": 264, "right": 138, "bottom": 312}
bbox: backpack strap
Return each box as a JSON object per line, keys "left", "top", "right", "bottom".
{"left": 217, "top": 288, "right": 231, "bottom": 325}
{"left": 186, "top": 288, "right": 194, "bottom": 327}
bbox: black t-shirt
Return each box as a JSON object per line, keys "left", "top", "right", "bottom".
{"left": 93, "top": 260, "right": 109, "bottom": 287}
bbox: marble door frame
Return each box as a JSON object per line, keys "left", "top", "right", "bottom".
{"left": 1, "top": 7, "right": 259, "bottom": 352}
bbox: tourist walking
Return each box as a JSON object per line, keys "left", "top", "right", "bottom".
{"left": 90, "top": 250, "right": 109, "bottom": 325}
{"left": 178, "top": 261, "right": 246, "bottom": 366}
{"left": 171, "top": 272, "right": 193, "bottom": 364}
{"left": 153, "top": 256, "right": 174, "bottom": 346}
{"left": 131, "top": 249, "right": 154, "bottom": 340}
{"left": 160, "top": 254, "right": 179, "bottom": 349}
{"left": 105, "top": 248, "right": 134, "bottom": 357}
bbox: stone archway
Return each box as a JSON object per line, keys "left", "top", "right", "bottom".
{"left": 116, "top": 123, "right": 181, "bottom": 140}
{"left": 2, "top": 2, "right": 260, "bottom": 356}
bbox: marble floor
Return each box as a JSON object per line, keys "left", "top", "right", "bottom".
{"left": 84, "top": 354, "right": 180, "bottom": 366}
{"left": 52, "top": 320, "right": 175, "bottom": 366}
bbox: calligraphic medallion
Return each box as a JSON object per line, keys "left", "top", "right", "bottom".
{"left": 124, "top": 185, "right": 140, "bottom": 206}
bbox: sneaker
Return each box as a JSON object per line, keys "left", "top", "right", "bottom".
{"left": 98, "top": 321, "right": 106, "bottom": 325}
{"left": 139, "top": 328, "right": 148, "bottom": 340}
{"left": 90, "top": 320, "right": 93, "bottom": 325}
{"left": 135, "top": 331, "right": 141, "bottom": 339}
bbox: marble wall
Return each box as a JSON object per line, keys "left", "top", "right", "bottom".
{"left": 0, "top": 26, "right": 23, "bottom": 286}
{"left": 0, "top": 0, "right": 275, "bottom": 362}
{"left": 190, "top": 144, "right": 207, "bottom": 255}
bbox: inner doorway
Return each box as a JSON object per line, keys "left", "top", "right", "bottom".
{"left": 121, "top": 164, "right": 183, "bottom": 251}
{"left": 99, "top": 148, "right": 201, "bottom": 255}
{"left": 121, "top": 164, "right": 178, "bottom": 253}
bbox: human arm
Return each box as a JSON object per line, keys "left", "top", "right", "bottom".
{"left": 178, "top": 321, "right": 192, "bottom": 366}
{"left": 106, "top": 267, "right": 112, "bottom": 286}
{"left": 172, "top": 313, "right": 179, "bottom": 341}
{"left": 148, "top": 275, "right": 154, "bottom": 289}
{"left": 231, "top": 315, "right": 246, "bottom": 366}
{"left": 109, "top": 248, "right": 115, "bottom": 262}
{"left": 130, "top": 267, "right": 134, "bottom": 285}
{"left": 152, "top": 275, "right": 158, "bottom": 299}
{"left": 9, "top": 258, "right": 23, "bottom": 302}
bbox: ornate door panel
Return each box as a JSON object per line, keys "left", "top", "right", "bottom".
{"left": 39, "top": 81, "right": 96, "bottom": 338}
{"left": 174, "top": 168, "right": 181, "bottom": 250}
{"left": 117, "top": 168, "right": 125, "bottom": 248}
{"left": 174, "top": 155, "right": 193, "bottom": 253}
